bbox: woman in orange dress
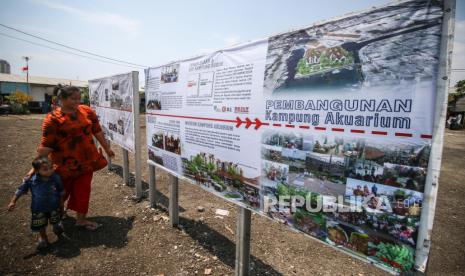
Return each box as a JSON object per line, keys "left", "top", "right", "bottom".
{"left": 35, "top": 85, "right": 115, "bottom": 230}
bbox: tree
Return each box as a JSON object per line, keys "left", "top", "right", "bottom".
{"left": 455, "top": 80, "right": 465, "bottom": 94}
{"left": 449, "top": 80, "right": 465, "bottom": 104}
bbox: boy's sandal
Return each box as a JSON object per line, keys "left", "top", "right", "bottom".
{"left": 36, "top": 240, "right": 49, "bottom": 250}
{"left": 61, "top": 210, "right": 69, "bottom": 219}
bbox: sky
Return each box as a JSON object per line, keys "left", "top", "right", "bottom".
{"left": 0, "top": 0, "right": 464, "bottom": 87}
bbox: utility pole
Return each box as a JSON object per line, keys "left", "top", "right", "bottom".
{"left": 22, "top": 56, "right": 30, "bottom": 95}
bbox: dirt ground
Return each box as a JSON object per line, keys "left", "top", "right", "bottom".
{"left": 0, "top": 114, "right": 464, "bottom": 276}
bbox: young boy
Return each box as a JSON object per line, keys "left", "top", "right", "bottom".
{"left": 8, "top": 156, "right": 65, "bottom": 250}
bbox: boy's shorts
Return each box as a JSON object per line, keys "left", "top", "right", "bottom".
{"left": 31, "top": 209, "right": 61, "bottom": 232}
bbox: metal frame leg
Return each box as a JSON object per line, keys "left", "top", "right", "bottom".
{"left": 235, "top": 206, "right": 251, "bottom": 276}
{"left": 122, "top": 148, "right": 130, "bottom": 185}
{"left": 169, "top": 174, "right": 179, "bottom": 227}
{"left": 106, "top": 140, "right": 112, "bottom": 170}
{"left": 149, "top": 164, "right": 156, "bottom": 208}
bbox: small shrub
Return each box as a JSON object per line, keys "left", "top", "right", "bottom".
{"left": 6, "top": 91, "right": 32, "bottom": 114}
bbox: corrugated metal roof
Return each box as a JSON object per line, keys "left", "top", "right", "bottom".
{"left": 0, "top": 73, "right": 88, "bottom": 87}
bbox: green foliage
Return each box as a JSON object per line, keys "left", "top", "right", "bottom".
{"left": 187, "top": 162, "right": 199, "bottom": 174}
{"left": 449, "top": 80, "right": 465, "bottom": 104}
{"left": 211, "top": 174, "right": 225, "bottom": 189}
{"left": 6, "top": 91, "right": 32, "bottom": 114}
{"left": 81, "top": 87, "right": 90, "bottom": 105}
{"left": 394, "top": 189, "right": 406, "bottom": 197}
{"left": 455, "top": 80, "right": 465, "bottom": 94}
{"left": 311, "top": 212, "right": 326, "bottom": 226}
{"left": 296, "top": 47, "right": 355, "bottom": 76}
{"left": 276, "top": 183, "right": 291, "bottom": 197}
{"left": 374, "top": 242, "right": 414, "bottom": 271}
{"left": 7, "top": 90, "right": 32, "bottom": 105}
{"left": 224, "top": 193, "right": 241, "bottom": 199}
{"left": 296, "top": 59, "right": 311, "bottom": 75}
{"left": 293, "top": 208, "right": 309, "bottom": 222}
{"left": 211, "top": 174, "right": 221, "bottom": 183}
{"left": 192, "top": 155, "right": 205, "bottom": 168}
{"left": 319, "top": 53, "right": 330, "bottom": 66}
{"left": 10, "top": 103, "right": 30, "bottom": 114}
{"left": 276, "top": 183, "right": 320, "bottom": 206}
{"left": 206, "top": 162, "right": 216, "bottom": 173}
{"left": 228, "top": 166, "right": 239, "bottom": 178}
{"left": 293, "top": 209, "right": 326, "bottom": 227}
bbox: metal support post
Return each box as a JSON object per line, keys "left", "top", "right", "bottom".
{"left": 149, "top": 164, "right": 156, "bottom": 208}
{"left": 235, "top": 206, "right": 251, "bottom": 276}
{"left": 169, "top": 174, "right": 179, "bottom": 227}
{"left": 106, "top": 140, "right": 112, "bottom": 170}
{"left": 122, "top": 148, "right": 130, "bottom": 185}
{"left": 132, "top": 71, "right": 143, "bottom": 199}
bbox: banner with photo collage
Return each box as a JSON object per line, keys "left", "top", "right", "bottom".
{"left": 89, "top": 72, "right": 136, "bottom": 152}
{"left": 144, "top": 1, "right": 450, "bottom": 273}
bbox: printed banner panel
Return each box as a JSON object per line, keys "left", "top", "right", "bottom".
{"left": 89, "top": 72, "right": 135, "bottom": 152}
{"left": 145, "top": 1, "right": 444, "bottom": 273}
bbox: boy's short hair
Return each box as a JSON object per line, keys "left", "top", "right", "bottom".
{"left": 32, "top": 156, "right": 51, "bottom": 171}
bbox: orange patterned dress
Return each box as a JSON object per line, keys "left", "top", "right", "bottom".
{"left": 40, "top": 105, "right": 103, "bottom": 180}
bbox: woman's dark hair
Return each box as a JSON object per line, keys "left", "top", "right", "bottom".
{"left": 53, "top": 84, "right": 80, "bottom": 99}
{"left": 32, "top": 156, "right": 51, "bottom": 171}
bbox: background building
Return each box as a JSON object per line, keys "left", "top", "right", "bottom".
{"left": 0, "top": 73, "right": 87, "bottom": 113}
{"left": 0, "top": 60, "right": 11, "bottom": 74}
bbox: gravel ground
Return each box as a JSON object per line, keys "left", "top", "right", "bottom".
{"left": 0, "top": 114, "right": 463, "bottom": 276}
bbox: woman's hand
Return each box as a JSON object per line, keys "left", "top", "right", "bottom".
{"left": 105, "top": 148, "right": 115, "bottom": 158}
{"left": 94, "top": 131, "right": 115, "bottom": 158}
{"left": 99, "top": 146, "right": 115, "bottom": 159}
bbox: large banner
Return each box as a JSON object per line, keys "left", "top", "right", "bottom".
{"left": 89, "top": 72, "right": 136, "bottom": 152}
{"left": 145, "top": 1, "right": 450, "bottom": 273}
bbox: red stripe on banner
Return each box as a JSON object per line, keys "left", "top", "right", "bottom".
{"left": 146, "top": 113, "right": 237, "bottom": 123}
{"left": 351, "top": 129, "right": 365, "bottom": 133}
{"left": 145, "top": 113, "right": 427, "bottom": 139}
{"left": 395, "top": 132, "right": 413, "bottom": 137}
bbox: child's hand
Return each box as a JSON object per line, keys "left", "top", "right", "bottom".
{"left": 7, "top": 202, "right": 15, "bottom": 211}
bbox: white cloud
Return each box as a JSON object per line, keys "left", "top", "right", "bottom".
{"left": 33, "top": 0, "right": 141, "bottom": 36}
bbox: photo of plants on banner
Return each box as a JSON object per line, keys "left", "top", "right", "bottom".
{"left": 144, "top": 0, "right": 445, "bottom": 273}
{"left": 89, "top": 72, "right": 136, "bottom": 152}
